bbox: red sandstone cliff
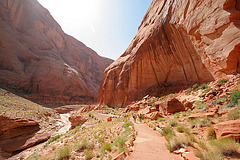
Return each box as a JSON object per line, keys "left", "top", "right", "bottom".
{"left": 98, "top": 0, "right": 240, "bottom": 107}
{"left": 0, "top": 0, "right": 113, "bottom": 105}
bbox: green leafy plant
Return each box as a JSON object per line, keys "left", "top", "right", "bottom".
{"left": 230, "top": 91, "right": 240, "bottom": 105}
{"left": 48, "top": 135, "right": 61, "bottom": 144}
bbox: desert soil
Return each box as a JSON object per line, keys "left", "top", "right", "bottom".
{"left": 125, "top": 121, "right": 181, "bottom": 160}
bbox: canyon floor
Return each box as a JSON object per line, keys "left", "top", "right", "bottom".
{"left": 0, "top": 75, "right": 240, "bottom": 160}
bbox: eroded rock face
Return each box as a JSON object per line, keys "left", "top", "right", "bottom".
{"left": 98, "top": 0, "right": 240, "bottom": 107}
{"left": 214, "top": 119, "right": 240, "bottom": 140}
{"left": 0, "top": 0, "right": 113, "bottom": 105}
{"left": 0, "top": 115, "right": 50, "bottom": 153}
{"left": 69, "top": 115, "right": 88, "bottom": 129}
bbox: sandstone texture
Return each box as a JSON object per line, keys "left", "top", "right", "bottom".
{"left": 0, "top": 115, "right": 50, "bottom": 152}
{"left": 0, "top": 0, "right": 113, "bottom": 106}
{"left": 214, "top": 119, "right": 240, "bottom": 140}
{"left": 98, "top": 0, "right": 240, "bottom": 107}
{"left": 69, "top": 115, "right": 88, "bottom": 129}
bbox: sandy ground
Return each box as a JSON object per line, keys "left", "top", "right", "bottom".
{"left": 125, "top": 121, "right": 182, "bottom": 160}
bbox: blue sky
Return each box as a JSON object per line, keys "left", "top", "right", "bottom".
{"left": 37, "top": 0, "right": 152, "bottom": 60}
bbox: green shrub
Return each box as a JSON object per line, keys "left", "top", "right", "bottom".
{"left": 169, "top": 119, "right": 178, "bottom": 127}
{"left": 176, "top": 125, "right": 189, "bottom": 133}
{"left": 210, "top": 138, "right": 239, "bottom": 156}
{"left": 97, "top": 136, "right": 105, "bottom": 144}
{"left": 192, "top": 84, "right": 199, "bottom": 90}
{"left": 198, "top": 140, "right": 208, "bottom": 150}
{"left": 123, "top": 119, "right": 133, "bottom": 129}
{"left": 230, "top": 91, "right": 240, "bottom": 105}
{"left": 227, "top": 109, "right": 240, "bottom": 120}
{"left": 186, "top": 88, "right": 192, "bottom": 95}
{"left": 57, "top": 146, "right": 71, "bottom": 159}
{"left": 167, "top": 136, "right": 193, "bottom": 152}
{"left": 160, "top": 126, "right": 175, "bottom": 142}
{"left": 206, "top": 126, "right": 216, "bottom": 140}
{"left": 75, "top": 140, "right": 93, "bottom": 152}
{"left": 100, "top": 143, "right": 112, "bottom": 153}
{"left": 48, "top": 135, "right": 61, "bottom": 144}
{"left": 84, "top": 149, "right": 95, "bottom": 160}
{"left": 204, "top": 151, "right": 224, "bottom": 160}
{"left": 113, "top": 136, "right": 127, "bottom": 152}
{"left": 217, "top": 78, "right": 228, "bottom": 87}
{"left": 198, "top": 83, "right": 209, "bottom": 90}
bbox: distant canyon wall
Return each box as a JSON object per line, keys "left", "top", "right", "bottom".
{"left": 98, "top": 0, "right": 240, "bottom": 107}
{"left": 0, "top": 0, "right": 113, "bottom": 106}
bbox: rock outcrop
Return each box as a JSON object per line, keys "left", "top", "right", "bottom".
{"left": 69, "top": 115, "right": 88, "bottom": 129}
{"left": 0, "top": 115, "right": 50, "bottom": 152}
{"left": 0, "top": 0, "right": 113, "bottom": 106}
{"left": 98, "top": 0, "right": 240, "bottom": 107}
{"left": 214, "top": 119, "right": 240, "bottom": 140}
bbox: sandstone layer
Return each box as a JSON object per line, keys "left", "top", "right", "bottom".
{"left": 98, "top": 0, "right": 240, "bottom": 107}
{"left": 0, "top": 0, "right": 113, "bottom": 106}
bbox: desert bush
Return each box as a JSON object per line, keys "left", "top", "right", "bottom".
{"left": 217, "top": 78, "right": 228, "bottom": 87}
{"left": 192, "top": 84, "right": 199, "bottom": 90}
{"left": 230, "top": 91, "right": 240, "bottom": 105}
{"left": 48, "top": 135, "right": 61, "bottom": 144}
{"left": 169, "top": 119, "right": 178, "bottom": 127}
{"left": 227, "top": 109, "right": 240, "bottom": 120}
{"left": 185, "top": 132, "right": 197, "bottom": 143}
{"left": 97, "top": 136, "right": 105, "bottom": 144}
{"left": 210, "top": 138, "right": 239, "bottom": 156}
{"left": 176, "top": 125, "right": 189, "bottom": 133}
{"left": 206, "top": 126, "right": 216, "bottom": 140}
{"left": 167, "top": 136, "right": 193, "bottom": 152}
{"left": 160, "top": 126, "right": 175, "bottom": 142}
{"left": 186, "top": 87, "right": 192, "bottom": 95}
{"left": 75, "top": 140, "right": 93, "bottom": 152}
{"left": 198, "top": 83, "right": 209, "bottom": 90}
{"left": 123, "top": 119, "right": 133, "bottom": 129}
{"left": 57, "top": 146, "right": 71, "bottom": 159}
{"left": 84, "top": 149, "right": 95, "bottom": 160}
{"left": 198, "top": 140, "right": 208, "bottom": 150}
{"left": 100, "top": 143, "right": 112, "bottom": 153}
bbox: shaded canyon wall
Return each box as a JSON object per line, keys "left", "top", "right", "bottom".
{"left": 0, "top": 0, "right": 113, "bottom": 106}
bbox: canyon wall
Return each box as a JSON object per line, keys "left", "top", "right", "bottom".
{"left": 0, "top": 0, "right": 113, "bottom": 105}
{"left": 98, "top": 0, "right": 240, "bottom": 107}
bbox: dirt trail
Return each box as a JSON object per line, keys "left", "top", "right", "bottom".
{"left": 126, "top": 122, "right": 181, "bottom": 160}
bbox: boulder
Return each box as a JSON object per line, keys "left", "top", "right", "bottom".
{"left": 97, "top": 0, "right": 240, "bottom": 108}
{"left": 166, "top": 98, "right": 185, "bottom": 114}
{"left": 69, "top": 115, "right": 88, "bottom": 129}
{"left": 0, "top": 133, "right": 50, "bottom": 152}
{"left": 144, "top": 112, "right": 163, "bottom": 120}
{"left": 0, "top": 115, "right": 39, "bottom": 140}
{"left": 138, "top": 106, "right": 152, "bottom": 115}
{"left": 130, "top": 104, "right": 140, "bottom": 111}
{"left": 214, "top": 119, "right": 240, "bottom": 140}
